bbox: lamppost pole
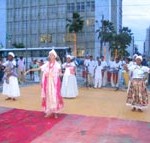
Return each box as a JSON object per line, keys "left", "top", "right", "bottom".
{"left": 100, "top": 14, "right": 104, "bottom": 57}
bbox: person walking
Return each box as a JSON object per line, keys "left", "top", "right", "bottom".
{"left": 25, "top": 49, "right": 64, "bottom": 118}
{"left": 124, "top": 55, "right": 150, "bottom": 112}
{"left": 1, "top": 52, "right": 20, "bottom": 101}
{"left": 61, "top": 55, "right": 78, "bottom": 98}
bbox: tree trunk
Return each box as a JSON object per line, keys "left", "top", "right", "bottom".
{"left": 73, "top": 33, "right": 77, "bottom": 57}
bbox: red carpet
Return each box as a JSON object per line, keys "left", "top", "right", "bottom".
{"left": 0, "top": 107, "right": 150, "bottom": 143}
{"left": 0, "top": 108, "right": 65, "bottom": 143}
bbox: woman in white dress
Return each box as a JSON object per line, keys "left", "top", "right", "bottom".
{"left": 2, "top": 52, "right": 20, "bottom": 101}
{"left": 61, "top": 55, "right": 78, "bottom": 98}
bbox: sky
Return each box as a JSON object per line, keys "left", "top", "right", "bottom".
{"left": 123, "top": 0, "right": 150, "bottom": 53}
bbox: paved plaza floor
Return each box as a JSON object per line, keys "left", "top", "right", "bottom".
{"left": 0, "top": 84, "right": 150, "bottom": 123}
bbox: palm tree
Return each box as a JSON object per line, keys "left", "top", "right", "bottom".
{"left": 66, "top": 12, "right": 84, "bottom": 56}
{"left": 97, "top": 20, "right": 133, "bottom": 58}
{"left": 113, "top": 27, "right": 133, "bottom": 57}
{"left": 96, "top": 20, "right": 116, "bottom": 57}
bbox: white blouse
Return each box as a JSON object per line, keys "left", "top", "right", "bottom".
{"left": 128, "top": 64, "right": 150, "bottom": 79}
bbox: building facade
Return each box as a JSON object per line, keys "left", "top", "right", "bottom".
{"left": 144, "top": 27, "right": 150, "bottom": 58}
{"left": 0, "top": 0, "right": 6, "bottom": 48}
{"left": 6, "top": 0, "right": 122, "bottom": 58}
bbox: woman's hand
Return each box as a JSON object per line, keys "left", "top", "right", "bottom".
{"left": 24, "top": 70, "right": 30, "bottom": 75}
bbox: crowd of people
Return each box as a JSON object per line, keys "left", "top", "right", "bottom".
{"left": 0, "top": 50, "right": 150, "bottom": 118}
{"left": 82, "top": 54, "right": 150, "bottom": 89}
{"left": 82, "top": 54, "right": 150, "bottom": 112}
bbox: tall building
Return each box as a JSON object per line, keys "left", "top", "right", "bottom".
{"left": 0, "top": 0, "right": 6, "bottom": 48}
{"left": 6, "top": 0, "right": 122, "bottom": 58}
{"left": 144, "top": 27, "right": 150, "bottom": 57}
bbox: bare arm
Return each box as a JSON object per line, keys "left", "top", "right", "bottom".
{"left": 25, "top": 67, "right": 41, "bottom": 75}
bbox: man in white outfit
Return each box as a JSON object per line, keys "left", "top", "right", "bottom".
{"left": 94, "top": 60, "right": 102, "bottom": 88}
{"left": 86, "top": 55, "right": 95, "bottom": 87}
{"left": 101, "top": 56, "right": 108, "bottom": 87}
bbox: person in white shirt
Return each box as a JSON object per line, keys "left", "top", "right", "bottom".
{"left": 86, "top": 55, "right": 96, "bottom": 87}
{"left": 122, "top": 57, "right": 131, "bottom": 88}
{"left": 82, "top": 55, "right": 90, "bottom": 81}
{"left": 101, "top": 56, "right": 108, "bottom": 87}
{"left": 124, "top": 55, "right": 150, "bottom": 112}
{"left": 110, "top": 57, "right": 121, "bottom": 88}
{"left": 94, "top": 60, "right": 102, "bottom": 88}
{"left": 18, "top": 56, "right": 25, "bottom": 83}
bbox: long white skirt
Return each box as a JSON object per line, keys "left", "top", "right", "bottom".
{"left": 2, "top": 76, "right": 20, "bottom": 98}
{"left": 61, "top": 75, "right": 78, "bottom": 98}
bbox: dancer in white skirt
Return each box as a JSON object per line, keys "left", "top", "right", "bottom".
{"left": 2, "top": 52, "right": 20, "bottom": 101}
{"left": 61, "top": 55, "right": 78, "bottom": 98}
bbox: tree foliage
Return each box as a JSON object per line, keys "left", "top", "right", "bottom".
{"left": 66, "top": 12, "right": 84, "bottom": 33}
{"left": 12, "top": 42, "right": 25, "bottom": 48}
{"left": 96, "top": 20, "right": 116, "bottom": 43}
{"left": 97, "top": 20, "right": 133, "bottom": 57}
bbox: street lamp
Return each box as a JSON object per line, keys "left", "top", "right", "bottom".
{"left": 95, "top": 15, "right": 104, "bottom": 57}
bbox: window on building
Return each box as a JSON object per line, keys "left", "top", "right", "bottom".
{"left": 57, "top": 19, "right": 65, "bottom": 32}
{"left": 67, "top": 3, "right": 75, "bottom": 13}
{"left": 40, "top": 20, "right": 47, "bottom": 33}
{"left": 31, "top": 34, "right": 38, "bottom": 47}
{"left": 31, "top": 21, "right": 37, "bottom": 34}
{"left": 39, "top": 6, "right": 47, "bottom": 19}
{"left": 22, "top": 21, "right": 27, "bottom": 34}
{"left": 15, "top": 9, "right": 22, "bottom": 21}
{"left": 7, "top": 9, "right": 14, "bottom": 22}
{"left": 31, "top": 0, "right": 39, "bottom": 6}
{"left": 58, "top": 4, "right": 66, "bottom": 14}
{"left": 86, "top": 1, "right": 95, "bottom": 11}
{"left": 23, "top": 8, "right": 28, "bottom": 21}
{"left": 31, "top": 7, "right": 39, "bottom": 20}
{"left": 81, "top": 2, "right": 85, "bottom": 12}
{"left": 39, "top": 0, "right": 47, "bottom": 5}
{"left": 7, "top": 0, "right": 13, "bottom": 8}
{"left": 23, "top": 0, "right": 30, "bottom": 7}
{"left": 91, "top": 1, "right": 95, "bottom": 11}
{"left": 7, "top": 22, "right": 13, "bottom": 35}
{"left": 77, "top": 2, "right": 85, "bottom": 12}
{"left": 15, "top": 0, "right": 22, "bottom": 7}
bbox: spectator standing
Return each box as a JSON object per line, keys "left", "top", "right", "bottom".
{"left": 32, "top": 60, "right": 40, "bottom": 82}
{"left": 94, "top": 60, "right": 102, "bottom": 88}
{"left": 18, "top": 56, "right": 25, "bottom": 84}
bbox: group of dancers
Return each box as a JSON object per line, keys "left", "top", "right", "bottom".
{"left": 0, "top": 51, "right": 150, "bottom": 118}
{"left": 0, "top": 50, "right": 78, "bottom": 118}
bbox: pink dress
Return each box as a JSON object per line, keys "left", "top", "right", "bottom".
{"left": 40, "top": 61, "right": 64, "bottom": 114}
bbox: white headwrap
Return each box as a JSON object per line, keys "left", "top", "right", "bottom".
{"left": 136, "top": 55, "right": 143, "bottom": 61}
{"left": 8, "top": 52, "right": 15, "bottom": 58}
{"left": 66, "top": 55, "right": 72, "bottom": 59}
{"left": 133, "top": 54, "right": 138, "bottom": 59}
{"left": 49, "top": 49, "right": 57, "bottom": 58}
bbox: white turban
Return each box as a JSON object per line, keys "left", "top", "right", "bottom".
{"left": 133, "top": 54, "right": 138, "bottom": 59}
{"left": 66, "top": 55, "right": 72, "bottom": 59}
{"left": 136, "top": 55, "right": 143, "bottom": 61}
{"left": 49, "top": 49, "right": 57, "bottom": 58}
{"left": 8, "top": 52, "right": 15, "bottom": 58}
